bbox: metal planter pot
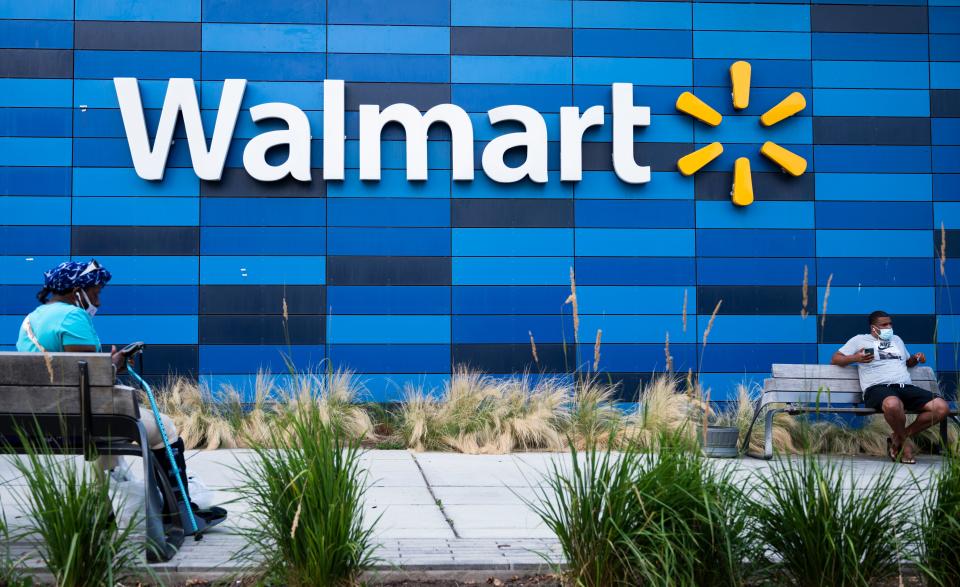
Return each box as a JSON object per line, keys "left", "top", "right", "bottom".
{"left": 702, "top": 426, "right": 740, "bottom": 458}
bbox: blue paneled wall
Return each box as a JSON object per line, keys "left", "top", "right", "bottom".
{"left": 1, "top": 0, "right": 958, "bottom": 401}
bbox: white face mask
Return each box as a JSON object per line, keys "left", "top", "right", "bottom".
{"left": 76, "top": 290, "right": 97, "bottom": 318}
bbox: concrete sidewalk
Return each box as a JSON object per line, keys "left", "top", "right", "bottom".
{"left": 0, "top": 450, "right": 944, "bottom": 583}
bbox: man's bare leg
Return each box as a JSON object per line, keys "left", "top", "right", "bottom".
{"left": 904, "top": 398, "right": 951, "bottom": 438}
{"left": 882, "top": 396, "right": 909, "bottom": 458}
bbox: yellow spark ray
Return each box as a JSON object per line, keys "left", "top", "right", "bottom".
{"left": 676, "top": 92, "right": 722, "bottom": 126}
{"left": 761, "top": 141, "right": 807, "bottom": 176}
{"left": 677, "top": 142, "right": 724, "bottom": 176}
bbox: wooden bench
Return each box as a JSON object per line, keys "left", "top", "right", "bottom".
{"left": 0, "top": 352, "right": 182, "bottom": 559}
{"left": 743, "top": 363, "right": 960, "bottom": 459}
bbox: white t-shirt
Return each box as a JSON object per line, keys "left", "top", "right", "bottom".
{"left": 838, "top": 334, "right": 912, "bottom": 391}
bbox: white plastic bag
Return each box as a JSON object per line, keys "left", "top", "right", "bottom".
{"left": 187, "top": 475, "right": 214, "bottom": 510}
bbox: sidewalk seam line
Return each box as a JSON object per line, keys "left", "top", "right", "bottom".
{"left": 410, "top": 453, "right": 460, "bottom": 539}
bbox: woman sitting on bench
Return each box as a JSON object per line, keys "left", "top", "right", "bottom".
{"left": 15, "top": 259, "right": 226, "bottom": 532}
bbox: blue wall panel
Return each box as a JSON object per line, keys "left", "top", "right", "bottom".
{"left": 0, "top": 0, "right": 957, "bottom": 402}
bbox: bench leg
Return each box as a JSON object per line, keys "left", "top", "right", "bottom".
{"left": 763, "top": 408, "right": 785, "bottom": 461}
{"left": 941, "top": 418, "right": 949, "bottom": 451}
{"left": 137, "top": 424, "right": 169, "bottom": 561}
{"left": 740, "top": 405, "right": 763, "bottom": 456}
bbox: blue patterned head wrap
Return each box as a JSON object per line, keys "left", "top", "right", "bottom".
{"left": 42, "top": 259, "right": 112, "bottom": 293}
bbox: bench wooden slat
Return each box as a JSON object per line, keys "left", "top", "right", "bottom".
{"left": 765, "top": 378, "right": 939, "bottom": 394}
{"left": 0, "top": 385, "right": 138, "bottom": 418}
{"left": 0, "top": 353, "right": 114, "bottom": 387}
{"left": 772, "top": 363, "right": 936, "bottom": 381}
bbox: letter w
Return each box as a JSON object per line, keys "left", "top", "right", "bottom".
{"left": 114, "top": 77, "right": 245, "bottom": 181}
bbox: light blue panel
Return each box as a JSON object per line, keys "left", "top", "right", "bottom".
{"left": 75, "top": 50, "right": 200, "bottom": 79}
{"left": 0, "top": 197, "right": 70, "bottom": 225}
{"left": 453, "top": 257, "right": 572, "bottom": 285}
{"left": 935, "top": 203, "right": 960, "bottom": 228}
{"left": 92, "top": 256, "right": 198, "bottom": 285}
{"left": 694, "top": 32, "right": 810, "bottom": 59}
{"left": 201, "top": 227, "right": 325, "bottom": 255}
{"left": 362, "top": 374, "right": 451, "bottom": 402}
{"left": 573, "top": 1, "right": 691, "bottom": 29}
{"left": 0, "top": 80, "right": 72, "bottom": 108}
{"left": 574, "top": 229, "right": 695, "bottom": 256}
{"left": 573, "top": 58, "right": 692, "bottom": 85}
{"left": 327, "top": 227, "right": 448, "bottom": 255}
{"left": 201, "top": 256, "right": 325, "bottom": 285}
{"left": 451, "top": 173, "right": 573, "bottom": 199}
{"left": 813, "top": 61, "right": 929, "bottom": 89}
{"left": 73, "top": 168, "right": 199, "bottom": 197}
{"left": 932, "top": 317, "right": 960, "bottom": 343}
{"left": 201, "top": 81, "right": 325, "bottom": 110}
{"left": 0, "top": 20, "right": 73, "bottom": 49}
{"left": 327, "top": 170, "right": 450, "bottom": 198}
{"left": 328, "top": 25, "right": 449, "bottom": 54}
{"left": 579, "top": 314, "right": 694, "bottom": 343}
{"left": 0, "top": 139, "right": 70, "bottom": 166}
{"left": 697, "top": 315, "right": 816, "bottom": 343}
{"left": 73, "top": 197, "right": 199, "bottom": 226}
{"left": 328, "top": 54, "right": 444, "bottom": 83}
{"left": 695, "top": 115, "right": 811, "bottom": 144}
{"left": 75, "top": 79, "right": 185, "bottom": 109}
{"left": 816, "top": 287, "right": 934, "bottom": 314}
{"left": 202, "top": 24, "right": 326, "bottom": 52}
{"left": 696, "top": 202, "right": 814, "bottom": 229}
{"left": 328, "top": 316, "right": 450, "bottom": 344}
{"left": 0, "top": 0, "right": 72, "bottom": 19}
{"left": 76, "top": 0, "right": 198, "bottom": 21}
{"left": 95, "top": 316, "right": 197, "bottom": 344}
{"left": 576, "top": 171, "right": 694, "bottom": 199}
{"left": 816, "top": 230, "right": 931, "bottom": 257}
{"left": 453, "top": 0, "right": 570, "bottom": 27}
{"left": 452, "top": 56, "right": 572, "bottom": 84}
{"left": 813, "top": 89, "right": 930, "bottom": 117}
{"left": 0, "top": 256, "right": 70, "bottom": 285}
{"left": 815, "top": 173, "right": 932, "bottom": 201}
{"left": 932, "top": 62, "right": 960, "bottom": 89}
{"left": 577, "top": 286, "right": 693, "bottom": 315}
{"left": 693, "top": 3, "right": 810, "bottom": 31}
{"left": 453, "top": 229, "right": 573, "bottom": 256}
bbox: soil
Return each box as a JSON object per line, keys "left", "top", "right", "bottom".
{"left": 373, "top": 576, "right": 563, "bottom": 587}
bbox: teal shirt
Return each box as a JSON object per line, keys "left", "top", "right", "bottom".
{"left": 16, "top": 302, "right": 101, "bottom": 352}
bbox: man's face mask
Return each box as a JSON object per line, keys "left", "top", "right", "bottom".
{"left": 76, "top": 289, "right": 97, "bottom": 318}
{"left": 877, "top": 326, "right": 893, "bottom": 341}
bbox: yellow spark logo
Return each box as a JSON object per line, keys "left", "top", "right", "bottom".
{"left": 675, "top": 61, "right": 807, "bottom": 207}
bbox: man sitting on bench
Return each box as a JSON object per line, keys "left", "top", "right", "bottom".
{"left": 831, "top": 310, "right": 951, "bottom": 463}
{"left": 15, "top": 259, "right": 227, "bottom": 532}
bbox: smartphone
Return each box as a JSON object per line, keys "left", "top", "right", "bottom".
{"left": 863, "top": 347, "right": 874, "bottom": 357}
{"left": 120, "top": 341, "right": 145, "bottom": 358}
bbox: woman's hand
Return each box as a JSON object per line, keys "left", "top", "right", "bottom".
{"left": 110, "top": 345, "right": 130, "bottom": 373}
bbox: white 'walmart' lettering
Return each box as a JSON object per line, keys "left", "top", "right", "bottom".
{"left": 113, "top": 78, "right": 651, "bottom": 184}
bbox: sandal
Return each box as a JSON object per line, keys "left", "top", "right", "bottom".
{"left": 887, "top": 437, "right": 898, "bottom": 462}
{"left": 900, "top": 440, "right": 917, "bottom": 465}
{"left": 887, "top": 436, "right": 917, "bottom": 465}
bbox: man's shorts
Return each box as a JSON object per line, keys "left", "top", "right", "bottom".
{"left": 864, "top": 383, "right": 936, "bottom": 412}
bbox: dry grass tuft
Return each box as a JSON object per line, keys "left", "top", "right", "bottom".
{"left": 622, "top": 375, "right": 704, "bottom": 449}
{"left": 801, "top": 264, "right": 809, "bottom": 320}
{"left": 712, "top": 384, "right": 800, "bottom": 455}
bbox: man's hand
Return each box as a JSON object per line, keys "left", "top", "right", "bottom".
{"left": 913, "top": 352, "right": 926, "bottom": 364}
{"left": 852, "top": 349, "right": 874, "bottom": 364}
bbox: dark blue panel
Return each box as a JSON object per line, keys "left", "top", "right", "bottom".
{"left": 0, "top": 286, "right": 49, "bottom": 314}
{"left": 453, "top": 315, "right": 574, "bottom": 343}
{"left": 98, "top": 286, "right": 199, "bottom": 315}
{"left": 0, "top": 20, "right": 73, "bottom": 49}
{"left": 598, "top": 343, "right": 697, "bottom": 373}
{"left": 326, "top": 286, "right": 451, "bottom": 314}
{"left": 0, "top": 108, "right": 71, "bottom": 137}
{"left": 202, "top": 0, "right": 325, "bottom": 23}
{"left": 0, "top": 226, "right": 69, "bottom": 254}
{"left": 574, "top": 29, "right": 692, "bottom": 58}
{"left": 935, "top": 174, "right": 960, "bottom": 202}
{"left": 699, "top": 343, "right": 820, "bottom": 371}
{"left": 931, "top": 34, "right": 960, "bottom": 61}
{"left": 694, "top": 59, "right": 812, "bottom": 88}
{"left": 200, "top": 345, "right": 327, "bottom": 373}
{"left": 818, "top": 258, "right": 933, "bottom": 286}
{"left": 573, "top": 85, "right": 686, "bottom": 114}
{"left": 697, "top": 258, "right": 815, "bottom": 285}
{"left": 330, "top": 345, "right": 450, "bottom": 373}
{"left": 201, "top": 227, "right": 326, "bottom": 255}
{"left": 453, "top": 285, "right": 570, "bottom": 314}
{"left": 202, "top": 53, "right": 326, "bottom": 81}
{"left": 0, "top": 167, "right": 71, "bottom": 196}
{"left": 577, "top": 258, "right": 696, "bottom": 286}
{"left": 327, "top": 227, "right": 451, "bottom": 256}
{"left": 813, "top": 33, "right": 929, "bottom": 61}
{"left": 815, "top": 202, "right": 932, "bottom": 230}
{"left": 328, "top": 0, "right": 449, "bottom": 25}
{"left": 814, "top": 146, "right": 931, "bottom": 173}
{"left": 696, "top": 230, "right": 816, "bottom": 257}
{"left": 74, "top": 50, "right": 200, "bottom": 79}
{"left": 575, "top": 201, "right": 694, "bottom": 229}
{"left": 328, "top": 54, "right": 450, "bottom": 83}
{"left": 452, "top": 84, "right": 571, "bottom": 114}
{"left": 328, "top": 199, "right": 450, "bottom": 227}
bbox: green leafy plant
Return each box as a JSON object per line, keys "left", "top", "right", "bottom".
{"left": 235, "top": 404, "right": 377, "bottom": 586}
{"left": 749, "top": 453, "right": 913, "bottom": 586}
{"left": 0, "top": 508, "right": 32, "bottom": 587}
{"left": 918, "top": 447, "right": 960, "bottom": 586}
{"left": 9, "top": 433, "right": 142, "bottom": 587}
{"left": 526, "top": 433, "right": 751, "bottom": 586}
